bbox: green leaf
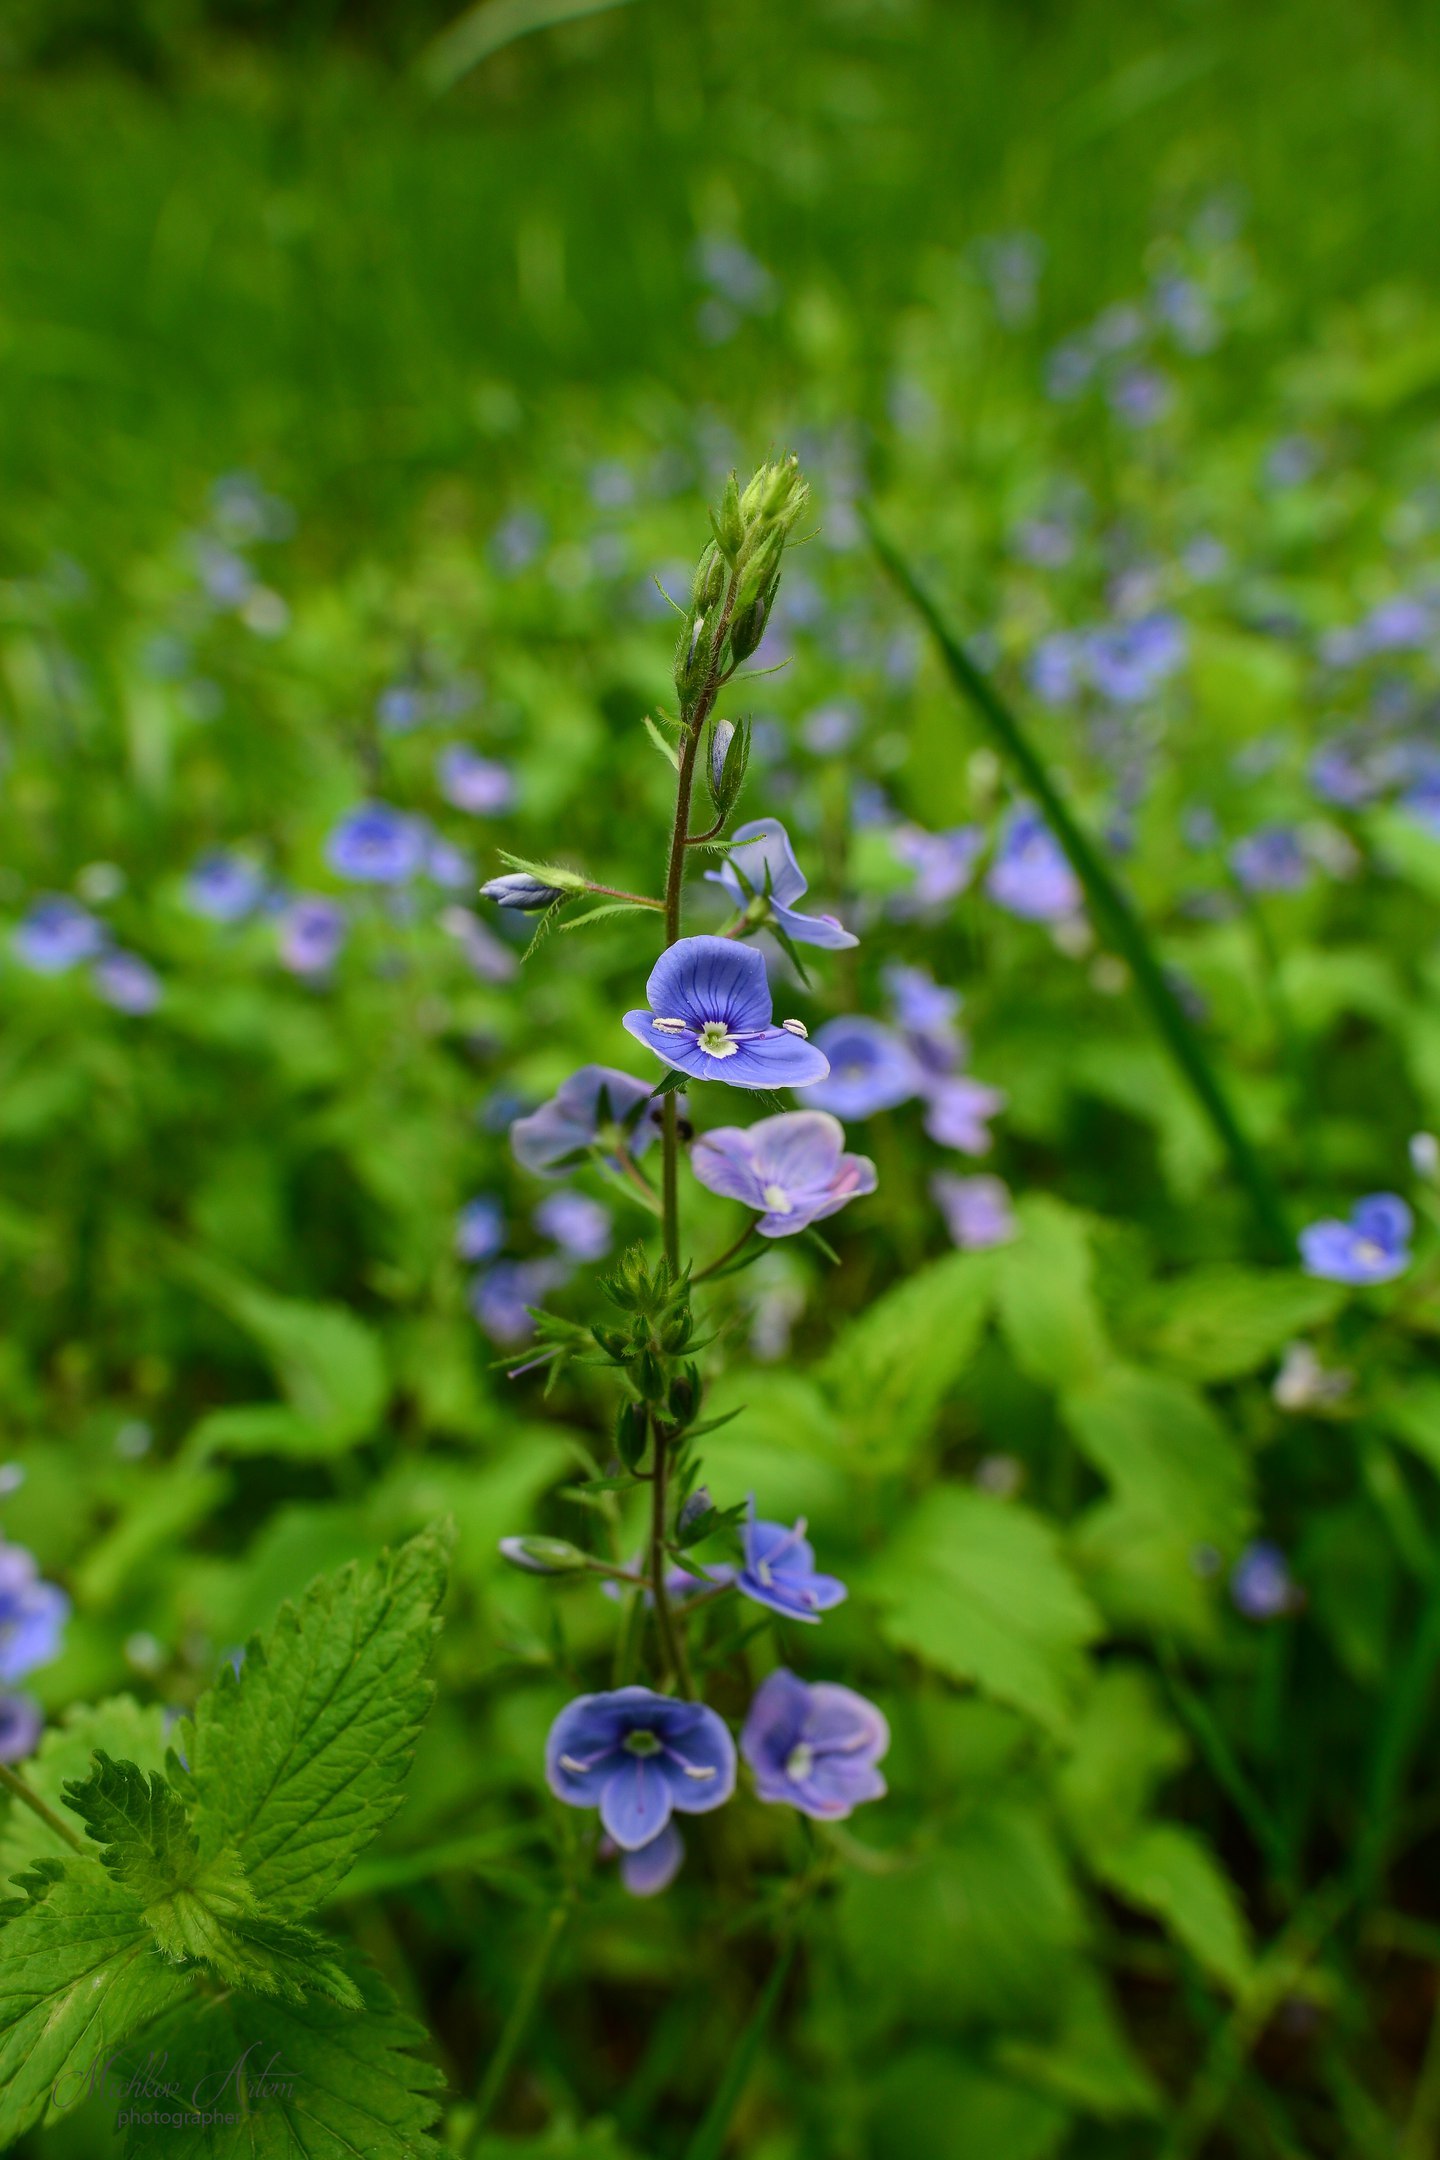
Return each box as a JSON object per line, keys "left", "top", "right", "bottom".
{"left": 1095, "top": 1822, "right": 1254, "bottom": 1993}
{"left": 1062, "top": 1366, "right": 1255, "bottom": 1551}
{"left": 1056, "top": 1665, "right": 1188, "bottom": 1858}
{"left": 0, "top": 1697, "right": 168, "bottom": 1878}
{"left": 995, "top": 1197, "right": 1109, "bottom": 1391}
{"left": 182, "top": 1402, "right": 341, "bottom": 1464}
{"left": 120, "top": 1959, "right": 447, "bottom": 2159}
{"left": 1378, "top": 1378, "right": 1440, "bottom": 1479}
{"left": 997, "top": 1969, "right": 1162, "bottom": 2121}
{"left": 558, "top": 901, "right": 657, "bottom": 931}
{"left": 867, "top": 1487, "right": 1101, "bottom": 1734}
{"left": 641, "top": 709, "right": 682, "bottom": 769}
{"left": 0, "top": 1861, "right": 188, "bottom": 2145}
{"left": 867, "top": 2048, "right": 1070, "bottom": 2160}
{"left": 822, "top": 1248, "right": 996, "bottom": 1464}
{"left": 64, "top": 1752, "right": 204, "bottom": 1909}
{"left": 173, "top": 1527, "right": 449, "bottom": 1917}
{"left": 1134, "top": 1265, "right": 1345, "bottom": 1381}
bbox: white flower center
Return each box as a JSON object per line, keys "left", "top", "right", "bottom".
{"left": 761, "top": 1183, "right": 793, "bottom": 1215}
{"left": 1355, "top": 1238, "right": 1384, "bottom": 1265}
{"left": 697, "top": 1021, "right": 739, "bottom": 1058}
{"left": 785, "top": 1742, "right": 815, "bottom": 1781}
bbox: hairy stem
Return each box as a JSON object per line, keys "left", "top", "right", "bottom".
{"left": 0, "top": 1761, "right": 86, "bottom": 1855}
{"left": 648, "top": 1410, "right": 696, "bottom": 1699}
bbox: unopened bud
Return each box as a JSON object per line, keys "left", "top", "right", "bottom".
{"left": 498, "top": 1535, "right": 589, "bottom": 1575}
{"left": 678, "top": 1487, "right": 713, "bottom": 1536}
{"left": 729, "top": 595, "right": 768, "bottom": 663}
{"left": 709, "top": 720, "right": 734, "bottom": 793}
{"left": 481, "top": 872, "right": 567, "bottom": 912}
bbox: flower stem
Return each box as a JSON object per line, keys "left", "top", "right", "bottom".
{"left": 648, "top": 1410, "right": 696, "bottom": 1700}
{"left": 0, "top": 1762, "right": 86, "bottom": 1856}
{"left": 465, "top": 1892, "right": 575, "bottom": 2151}
{"left": 694, "top": 1219, "right": 759, "bottom": 1283}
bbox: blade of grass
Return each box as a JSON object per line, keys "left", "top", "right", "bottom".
{"left": 682, "top": 1934, "right": 797, "bottom": 2160}
{"left": 865, "top": 510, "right": 1291, "bottom": 1260}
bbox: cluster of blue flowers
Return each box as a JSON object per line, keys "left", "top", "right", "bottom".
{"left": 0, "top": 1532, "right": 69, "bottom": 1763}
{"left": 11, "top": 895, "right": 162, "bottom": 1014}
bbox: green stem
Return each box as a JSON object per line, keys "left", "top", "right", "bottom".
{"left": 1350, "top": 1562, "right": 1440, "bottom": 1905}
{"left": 0, "top": 1762, "right": 86, "bottom": 1855}
{"left": 693, "top": 1219, "right": 759, "bottom": 1283}
{"left": 465, "top": 1895, "right": 574, "bottom": 2151}
{"left": 648, "top": 1410, "right": 696, "bottom": 1700}
{"left": 864, "top": 510, "right": 1291, "bottom": 1261}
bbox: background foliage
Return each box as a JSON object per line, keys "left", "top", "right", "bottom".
{"left": 6, "top": 0, "right": 1440, "bottom": 2153}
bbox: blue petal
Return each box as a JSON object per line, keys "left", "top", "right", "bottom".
{"left": 599, "top": 1757, "right": 676, "bottom": 1850}
{"left": 690, "top": 1128, "right": 766, "bottom": 1207}
{"left": 620, "top": 1820, "right": 684, "bottom": 1896}
{"left": 1299, "top": 1221, "right": 1371, "bottom": 1283}
{"left": 771, "top": 900, "right": 860, "bottom": 951}
{"left": 740, "top": 1668, "right": 811, "bottom": 1781}
{"left": 712, "top": 820, "right": 809, "bottom": 909}
{"left": 748, "top": 1112, "right": 845, "bottom": 1194}
{"left": 1353, "top": 1193, "right": 1413, "bottom": 1248}
{"left": 719, "top": 1032, "right": 832, "bottom": 1091}
{"left": 645, "top": 936, "right": 772, "bottom": 1033}
{"left": 658, "top": 1702, "right": 737, "bottom": 1813}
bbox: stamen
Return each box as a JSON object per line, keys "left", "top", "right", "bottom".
{"left": 559, "top": 1750, "right": 606, "bottom": 1775}
{"left": 662, "top": 1744, "right": 718, "bottom": 1781}
{"left": 651, "top": 1016, "right": 690, "bottom": 1035}
{"left": 781, "top": 1017, "right": 808, "bottom": 1038}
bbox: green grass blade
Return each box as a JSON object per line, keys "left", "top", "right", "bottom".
{"left": 864, "top": 509, "right": 1291, "bottom": 1260}
{"left": 682, "top": 1936, "right": 796, "bottom": 2160}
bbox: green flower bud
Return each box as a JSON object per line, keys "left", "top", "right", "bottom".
{"left": 709, "top": 472, "right": 745, "bottom": 562}
{"left": 615, "top": 1399, "right": 648, "bottom": 1471}
{"left": 498, "top": 1536, "right": 590, "bottom": 1576}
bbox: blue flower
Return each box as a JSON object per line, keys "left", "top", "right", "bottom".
{"left": 691, "top": 1111, "right": 876, "bottom": 1238}
{"left": 511, "top": 1066, "right": 661, "bottom": 1176}
{"left": 325, "top": 803, "right": 427, "bottom": 884}
{"left": 922, "top": 1076, "right": 1007, "bottom": 1155}
{"left": 455, "top": 1195, "right": 506, "bottom": 1263}
{"left": 278, "top": 897, "right": 347, "bottom": 977}
{"left": 1230, "top": 1541, "right": 1296, "bottom": 1621}
{"left": 437, "top": 746, "right": 514, "bottom": 816}
{"left": 734, "top": 1499, "right": 846, "bottom": 1624}
{"left": 377, "top": 683, "right": 428, "bottom": 733}
{"left": 469, "top": 1259, "right": 568, "bottom": 1344}
{"left": 92, "top": 950, "right": 162, "bottom": 1015}
{"left": 1084, "top": 614, "right": 1185, "bottom": 704}
{"left": 545, "top": 1686, "right": 736, "bottom": 1850}
{"left": 13, "top": 898, "right": 104, "bottom": 974}
{"left": 1299, "top": 1194, "right": 1412, "bottom": 1285}
{"left": 0, "top": 1543, "right": 68, "bottom": 1684}
{"left": 184, "top": 852, "right": 267, "bottom": 922}
{"left": 807, "top": 1018, "right": 920, "bottom": 1119}
{"left": 616, "top": 1819, "right": 685, "bottom": 1896}
{"left": 705, "top": 820, "right": 858, "bottom": 950}
{"left": 932, "top": 1172, "right": 1016, "bottom": 1250}
{"left": 741, "top": 1669, "right": 888, "bottom": 1819}
{"left": 622, "top": 937, "right": 830, "bottom": 1092}
{"left": 890, "top": 825, "right": 986, "bottom": 917}
{"left": 1231, "top": 825, "right": 1310, "bottom": 894}
{"left": 0, "top": 1695, "right": 42, "bottom": 1764}
{"left": 535, "top": 1190, "right": 613, "bottom": 1262}
{"left": 986, "top": 806, "right": 1083, "bottom": 922}
{"left": 422, "top": 833, "right": 475, "bottom": 891}
{"left": 884, "top": 964, "right": 962, "bottom": 1039}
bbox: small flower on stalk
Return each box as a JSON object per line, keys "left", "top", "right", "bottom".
{"left": 1231, "top": 825, "right": 1311, "bottom": 895}
{"left": 545, "top": 1686, "right": 736, "bottom": 1849}
{"left": 922, "top": 1076, "right": 1007, "bottom": 1155}
{"left": 733, "top": 1498, "right": 846, "bottom": 1624}
{"left": 455, "top": 1195, "right": 505, "bottom": 1262}
{"left": 986, "top": 806, "right": 1083, "bottom": 923}
{"left": 623, "top": 937, "right": 829, "bottom": 1091}
{"left": 469, "top": 1259, "right": 569, "bottom": 1345}
{"left": 13, "top": 898, "right": 104, "bottom": 975}
{"left": 691, "top": 1112, "right": 876, "bottom": 1238}
{"left": 741, "top": 1668, "right": 888, "bottom": 1819}
{"left": 1299, "top": 1194, "right": 1412, "bottom": 1286}
{"left": 932, "top": 1173, "right": 1016, "bottom": 1250}
{"left": 511, "top": 1066, "right": 661, "bottom": 1175}
{"left": 807, "top": 1018, "right": 919, "bottom": 1119}
{"left": 706, "top": 819, "right": 858, "bottom": 950}
{"left": 1230, "top": 1541, "right": 1298, "bottom": 1622}
{"left": 326, "top": 803, "right": 427, "bottom": 885}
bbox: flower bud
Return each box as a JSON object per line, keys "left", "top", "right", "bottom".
{"left": 498, "top": 1535, "right": 590, "bottom": 1575}
{"left": 678, "top": 1486, "right": 713, "bottom": 1536}
{"left": 705, "top": 715, "right": 751, "bottom": 824}
{"left": 709, "top": 473, "right": 745, "bottom": 562}
{"left": 615, "top": 1400, "right": 648, "bottom": 1471}
{"left": 693, "top": 542, "right": 728, "bottom": 613}
{"left": 728, "top": 595, "right": 768, "bottom": 663}
{"left": 674, "top": 611, "right": 713, "bottom": 703}
{"left": 481, "top": 872, "right": 566, "bottom": 912}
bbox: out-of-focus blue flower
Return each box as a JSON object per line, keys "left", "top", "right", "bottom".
{"left": 884, "top": 964, "right": 962, "bottom": 1040}
{"left": 377, "top": 683, "right": 428, "bottom": 733}
{"left": 986, "top": 806, "right": 1083, "bottom": 922}
{"left": 1366, "top": 597, "right": 1432, "bottom": 652}
{"left": 617, "top": 1820, "right": 684, "bottom": 1897}
{"left": 535, "top": 1190, "right": 613, "bottom": 1262}
{"left": 278, "top": 897, "right": 347, "bottom": 977}
{"left": 184, "top": 852, "right": 268, "bottom": 922}
{"left": 491, "top": 509, "right": 547, "bottom": 575}
{"left": 693, "top": 234, "right": 776, "bottom": 313}
{"left": 975, "top": 230, "right": 1044, "bottom": 326}
{"left": 1401, "top": 778, "right": 1440, "bottom": 837}
{"left": 1046, "top": 339, "right": 1095, "bottom": 401}
{"left": 479, "top": 872, "right": 567, "bottom": 911}
{"left": 423, "top": 834, "right": 475, "bottom": 891}
{"left": 438, "top": 905, "right": 519, "bottom": 984}
{"left": 511, "top": 1066, "right": 660, "bottom": 1176}
{"left": 890, "top": 825, "right": 986, "bottom": 917}
{"left": 800, "top": 702, "right": 860, "bottom": 755}
{"left": 1108, "top": 366, "right": 1173, "bottom": 427}
{"left": 93, "top": 950, "right": 162, "bottom": 1015}
{"left": 923, "top": 1077, "right": 1007, "bottom": 1155}
{"left": 326, "top": 804, "right": 427, "bottom": 884}
{"left": 1085, "top": 614, "right": 1185, "bottom": 704}
{"left": 545, "top": 1686, "right": 736, "bottom": 1849}
{"left": 0, "top": 1695, "right": 42, "bottom": 1764}
{"left": 1231, "top": 1541, "right": 1296, "bottom": 1621}
{"left": 1299, "top": 1194, "right": 1412, "bottom": 1285}
{"left": 734, "top": 1498, "right": 846, "bottom": 1624}
{"left": 1231, "top": 825, "right": 1311, "bottom": 894}
{"left": 1029, "top": 632, "right": 1087, "bottom": 707}
{"left": 1152, "top": 272, "right": 1219, "bottom": 353}
{"left": 706, "top": 821, "right": 858, "bottom": 951}
{"left": 437, "top": 746, "right": 514, "bottom": 816}
{"left": 1264, "top": 435, "right": 1320, "bottom": 490}
{"left": 691, "top": 1111, "right": 876, "bottom": 1239}
{"left": 808, "top": 1018, "right": 920, "bottom": 1119}
{"left": 933, "top": 1172, "right": 1017, "bottom": 1250}
{"left": 0, "top": 1543, "right": 68, "bottom": 1684}
{"left": 1311, "top": 734, "right": 1389, "bottom": 809}
{"left": 13, "top": 898, "right": 104, "bottom": 975}
{"left": 741, "top": 1668, "right": 888, "bottom": 1819}
{"left": 455, "top": 1196, "right": 506, "bottom": 1263}
{"left": 469, "top": 1259, "right": 568, "bottom": 1345}
{"left": 623, "top": 937, "right": 830, "bottom": 1091}
{"left": 193, "top": 538, "right": 255, "bottom": 609}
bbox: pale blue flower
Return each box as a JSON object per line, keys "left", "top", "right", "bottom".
{"left": 986, "top": 806, "right": 1082, "bottom": 922}
{"left": 455, "top": 1196, "right": 506, "bottom": 1263}
{"left": 734, "top": 1499, "right": 846, "bottom": 1624}
{"left": 535, "top": 1190, "right": 613, "bottom": 1262}
{"left": 437, "top": 746, "right": 514, "bottom": 816}
{"left": 691, "top": 1111, "right": 876, "bottom": 1238}
{"left": 93, "top": 950, "right": 162, "bottom": 1015}
{"left": 1299, "top": 1194, "right": 1412, "bottom": 1285}
{"left": 932, "top": 1173, "right": 1016, "bottom": 1250}
{"left": 511, "top": 1066, "right": 661, "bottom": 1175}
{"left": 706, "top": 820, "right": 858, "bottom": 950}
{"left": 807, "top": 1018, "right": 919, "bottom": 1119}
{"left": 326, "top": 804, "right": 427, "bottom": 884}
{"left": 184, "top": 853, "right": 267, "bottom": 922}
{"left": 0, "top": 1543, "right": 68, "bottom": 1684}
{"left": 278, "top": 897, "right": 346, "bottom": 976}
{"left": 741, "top": 1669, "right": 888, "bottom": 1819}
{"left": 622, "top": 937, "right": 830, "bottom": 1091}
{"left": 13, "top": 898, "right": 103, "bottom": 975}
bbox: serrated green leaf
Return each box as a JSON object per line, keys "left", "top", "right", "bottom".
{"left": 995, "top": 1197, "right": 1109, "bottom": 1390}
{"left": 1094, "top": 1821, "right": 1254, "bottom": 1993}
{"left": 822, "top": 1248, "right": 996, "bottom": 1464}
{"left": 0, "top": 1697, "right": 168, "bottom": 1879}
{"left": 867, "top": 1487, "right": 1101, "bottom": 1734}
{"left": 0, "top": 1861, "right": 187, "bottom": 2145}
{"left": 64, "top": 1752, "right": 204, "bottom": 1909}
{"left": 1062, "top": 1366, "right": 1254, "bottom": 1552}
{"left": 1056, "top": 1665, "right": 1188, "bottom": 1858}
{"left": 174, "top": 1528, "right": 449, "bottom": 1917}
{"left": 120, "top": 1958, "right": 447, "bottom": 2159}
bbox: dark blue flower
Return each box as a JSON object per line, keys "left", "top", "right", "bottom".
{"left": 437, "top": 746, "right": 514, "bottom": 816}
{"left": 807, "top": 1017, "right": 920, "bottom": 1119}
{"left": 511, "top": 1066, "right": 661, "bottom": 1176}
{"left": 741, "top": 1669, "right": 888, "bottom": 1819}
{"left": 734, "top": 1498, "right": 846, "bottom": 1624}
{"left": 691, "top": 1111, "right": 876, "bottom": 1238}
{"left": 545, "top": 1686, "right": 736, "bottom": 1850}
{"left": 706, "top": 820, "right": 858, "bottom": 950}
{"left": 1230, "top": 1541, "right": 1296, "bottom": 1621}
{"left": 1231, "top": 825, "right": 1311, "bottom": 894}
{"left": 0, "top": 1694, "right": 42, "bottom": 1764}
{"left": 1299, "top": 1194, "right": 1412, "bottom": 1285}
{"left": 13, "top": 898, "right": 104, "bottom": 975}
{"left": 92, "top": 950, "right": 162, "bottom": 1015}
{"left": 184, "top": 852, "right": 267, "bottom": 922}
{"left": 326, "top": 803, "right": 427, "bottom": 884}
{"left": 0, "top": 1543, "right": 68, "bottom": 1684}
{"left": 622, "top": 937, "right": 830, "bottom": 1091}
{"left": 455, "top": 1195, "right": 506, "bottom": 1263}
{"left": 278, "top": 897, "right": 347, "bottom": 977}
{"left": 534, "top": 1190, "right": 613, "bottom": 1262}
{"left": 986, "top": 807, "right": 1082, "bottom": 922}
